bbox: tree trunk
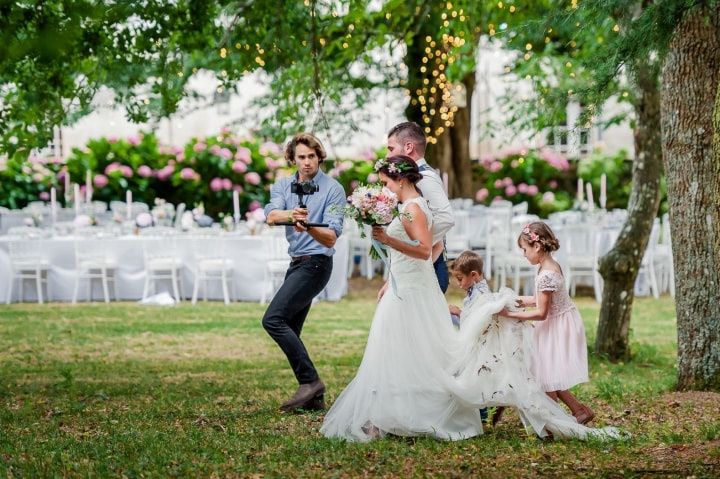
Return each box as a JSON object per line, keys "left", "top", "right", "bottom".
{"left": 661, "top": 6, "right": 720, "bottom": 391}
{"left": 403, "top": 25, "right": 475, "bottom": 198}
{"left": 595, "top": 60, "right": 663, "bottom": 361}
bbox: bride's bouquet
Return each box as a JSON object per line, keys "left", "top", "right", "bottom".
{"left": 336, "top": 184, "right": 405, "bottom": 259}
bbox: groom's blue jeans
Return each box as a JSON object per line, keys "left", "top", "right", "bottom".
{"left": 262, "top": 254, "right": 333, "bottom": 385}
{"left": 433, "top": 256, "right": 449, "bottom": 293}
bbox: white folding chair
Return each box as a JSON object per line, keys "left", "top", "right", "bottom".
{"left": 142, "top": 237, "right": 183, "bottom": 302}
{"left": 6, "top": 238, "right": 50, "bottom": 304}
{"left": 445, "top": 210, "right": 471, "bottom": 260}
{"left": 261, "top": 234, "right": 290, "bottom": 304}
{"left": 72, "top": 239, "right": 118, "bottom": 303}
{"left": 191, "top": 238, "right": 234, "bottom": 305}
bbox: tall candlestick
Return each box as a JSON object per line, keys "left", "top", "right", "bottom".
{"left": 64, "top": 169, "right": 71, "bottom": 202}
{"left": 600, "top": 173, "right": 607, "bottom": 209}
{"left": 577, "top": 178, "right": 584, "bottom": 203}
{"left": 50, "top": 187, "right": 57, "bottom": 223}
{"left": 232, "top": 189, "right": 240, "bottom": 222}
{"left": 126, "top": 190, "right": 132, "bottom": 220}
{"left": 85, "top": 170, "right": 92, "bottom": 203}
{"left": 74, "top": 183, "right": 81, "bottom": 216}
{"left": 586, "top": 182, "right": 595, "bottom": 211}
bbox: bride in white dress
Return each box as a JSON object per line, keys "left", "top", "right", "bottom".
{"left": 320, "top": 156, "right": 618, "bottom": 443}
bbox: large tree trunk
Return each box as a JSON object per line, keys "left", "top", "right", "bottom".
{"left": 595, "top": 60, "right": 663, "bottom": 361}
{"left": 661, "top": 6, "right": 720, "bottom": 391}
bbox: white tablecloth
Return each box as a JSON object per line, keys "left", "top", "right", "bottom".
{"left": 0, "top": 234, "right": 349, "bottom": 303}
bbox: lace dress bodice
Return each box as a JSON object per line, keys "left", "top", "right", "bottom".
{"left": 385, "top": 197, "right": 436, "bottom": 290}
{"left": 535, "top": 269, "right": 575, "bottom": 316}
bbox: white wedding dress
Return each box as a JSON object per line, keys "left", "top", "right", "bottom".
{"left": 320, "top": 197, "right": 618, "bottom": 442}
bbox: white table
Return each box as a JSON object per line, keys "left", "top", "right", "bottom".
{"left": 0, "top": 234, "right": 349, "bottom": 303}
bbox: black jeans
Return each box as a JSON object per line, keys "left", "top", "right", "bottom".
{"left": 261, "top": 255, "right": 333, "bottom": 384}
{"left": 433, "top": 255, "right": 449, "bottom": 293}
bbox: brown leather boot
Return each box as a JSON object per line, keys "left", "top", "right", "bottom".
{"left": 279, "top": 379, "right": 325, "bottom": 412}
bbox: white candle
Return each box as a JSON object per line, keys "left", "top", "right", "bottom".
{"left": 126, "top": 190, "right": 132, "bottom": 220}
{"left": 50, "top": 187, "right": 57, "bottom": 223}
{"left": 577, "top": 178, "right": 584, "bottom": 203}
{"left": 600, "top": 173, "right": 607, "bottom": 209}
{"left": 85, "top": 170, "right": 92, "bottom": 203}
{"left": 232, "top": 189, "right": 240, "bottom": 222}
{"left": 64, "top": 168, "right": 71, "bottom": 200}
{"left": 442, "top": 172, "right": 449, "bottom": 194}
{"left": 586, "top": 182, "right": 594, "bottom": 211}
{"left": 73, "top": 183, "right": 80, "bottom": 216}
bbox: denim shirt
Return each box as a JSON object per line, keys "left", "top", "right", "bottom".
{"left": 264, "top": 170, "right": 346, "bottom": 257}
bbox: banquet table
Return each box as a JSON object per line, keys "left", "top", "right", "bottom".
{"left": 0, "top": 233, "right": 349, "bottom": 303}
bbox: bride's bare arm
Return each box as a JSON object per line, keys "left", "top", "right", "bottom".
{"left": 371, "top": 203, "right": 432, "bottom": 260}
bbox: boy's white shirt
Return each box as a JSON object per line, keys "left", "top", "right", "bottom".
{"left": 415, "top": 158, "right": 454, "bottom": 245}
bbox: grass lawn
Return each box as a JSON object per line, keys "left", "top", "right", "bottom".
{"left": 1, "top": 281, "right": 719, "bottom": 477}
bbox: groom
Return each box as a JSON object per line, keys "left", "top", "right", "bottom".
{"left": 263, "top": 132, "right": 346, "bottom": 412}
{"left": 387, "top": 121, "right": 454, "bottom": 292}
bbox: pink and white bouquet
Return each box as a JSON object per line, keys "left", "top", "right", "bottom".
{"left": 335, "top": 184, "right": 407, "bottom": 260}
{"left": 340, "top": 184, "right": 401, "bottom": 231}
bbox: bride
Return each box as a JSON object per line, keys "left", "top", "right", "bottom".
{"left": 320, "top": 156, "right": 617, "bottom": 442}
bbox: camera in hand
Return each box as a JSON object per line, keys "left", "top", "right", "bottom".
{"left": 272, "top": 179, "right": 328, "bottom": 228}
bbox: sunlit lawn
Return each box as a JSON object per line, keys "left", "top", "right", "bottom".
{"left": 1, "top": 282, "right": 718, "bottom": 477}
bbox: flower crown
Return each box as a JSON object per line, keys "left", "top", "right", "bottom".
{"left": 374, "top": 158, "right": 414, "bottom": 174}
{"left": 522, "top": 224, "right": 540, "bottom": 242}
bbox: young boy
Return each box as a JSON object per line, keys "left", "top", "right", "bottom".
{"left": 448, "top": 250, "right": 491, "bottom": 326}
{"left": 449, "top": 251, "right": 506, "bottom": 425}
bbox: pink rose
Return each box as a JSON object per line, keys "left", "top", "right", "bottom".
{"left": 127, "top": 134, "right": 141, "bottom": 146}
{"left": 475, "top": 188, "right": 489, "bottom": 202}
{"left": 219, "top": 148, "right": 233, "bottom": 160}
{"left": 502, "top": 177, "right": 513, "bottom": 187}
{"left": 235, "top": 147, "right": 252, "bottom": 164}
{"left": 93, "top": 174, "right": 109, "bottom": 188}
{"left": 138, "top": 165, "right": 153, "bottom": 178}
{"left": 39, "top": 191, "right": 50, "bottom": 201}
{"left": 107, "top": 136, "right": 119, "bottom": 144}
{"left": 244, "top": 172, "right": 261, "bottom": 185}
{"left": 259, "top": 141, "right": 281, "bottom": 156}
{"left": 527, "top": 185, "right": 539, "bottom": 195}
{"left": 367, "top": 173, "right": 378, "bottom": 183}
{"left": 505, "top": 185, "right": 517, "bottom": 196}
{"left": 180, "top": 167, "right": 199, "bottom": 180}
{"left": 120, "top": 165, "right": 133, "bottom": 178}
{"left": 248, "top": 200, "right": 262, "bottom": 211}
{"left": 157, "top": 165, "right": 175, "bottom": 181}
{"left": 210, "top": 177, "right": 223, "bottom": 192}
{"left": 193, "top": 142, "right": 206, "bottom": 153}
{"left": 233, "top": 185, "right": 244, "bottom": 193}
{"left": 542, "top": 191, "right": 556, "bottom": 203}
{"left": 490, "top": 161, "right": 503, "bottom": 172}
{"left": 494, "top": 179, "right": 503, "bottom": 189}
{"left": 105, "top": 162, "right": 122, "bottom": 175}
{"left": 210, "top": 145, "right": 222, "bottom": 156}
{"left": 518, "top": 183, "right": 528, "bottom": 194}
{"left": 222, "top": 178, "right": 233, "bottom": 190}
{"left": 232, "top": 160, "right": 247, "bottom": 173}
{"left": 549, "top": 180, "right": 558, "bottom": 189}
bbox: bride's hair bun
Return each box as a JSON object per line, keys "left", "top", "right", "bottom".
{"left": 517, "top": 221, "right": 560, "bottom": 252}
{"left": 377, "top": 155, "right": 422, "bottom": 184}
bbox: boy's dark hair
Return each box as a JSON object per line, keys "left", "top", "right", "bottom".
{"left": 451, "top": 250, "right": 484, "bottom": 277}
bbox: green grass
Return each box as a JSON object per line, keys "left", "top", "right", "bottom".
{"left": 1, "top": 292, "right": 718, "bottom": 477}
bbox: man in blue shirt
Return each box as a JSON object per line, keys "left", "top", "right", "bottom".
{"left": 263, "top": 132, "right": 346, "bottom": 412}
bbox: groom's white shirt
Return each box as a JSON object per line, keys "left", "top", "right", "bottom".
{"left": 415, "top": 158, "right": 455, "bottom": 245}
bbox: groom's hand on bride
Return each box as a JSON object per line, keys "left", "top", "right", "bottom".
{"left": 449, "top": 304, "right": 461, "bottom": 316}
